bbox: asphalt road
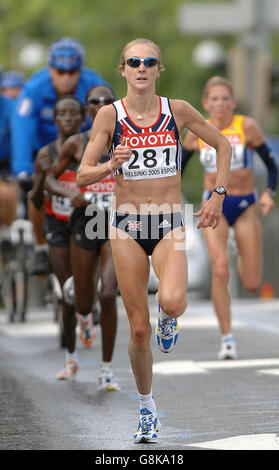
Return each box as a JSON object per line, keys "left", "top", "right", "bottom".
{"left": 1, "top": 294, "right": 279, "bottom": 453}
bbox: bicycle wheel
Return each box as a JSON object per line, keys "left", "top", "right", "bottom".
{"left": 2, "top": 269, "right": 17, "bottom": 323}
{"left": 14, "top": 270, "right": 28, "bottom": 322}
{"left": 15, "top": 229, "right": 29, "bottom": 322}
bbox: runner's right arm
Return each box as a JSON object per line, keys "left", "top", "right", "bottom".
{"left": 44, "top": 136, "right": 85, "bottom": 207}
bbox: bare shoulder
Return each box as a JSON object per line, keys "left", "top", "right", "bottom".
{"left": 62, "top": 133, "right": 83, "bottom": 152}
{"left": 90, "top": 104, "right": 116, "bottom": 139}
{"left": 242, "top": 115, "right": 264, "bottom": 145}
{"left": 36, "top": 144, "right": 49, "bottom": 163}
{"left": 66, "top": 133, "right": 82, "bottom": 144}
{"left": 37, "top": 144, "right": 49, "bottom": 158}
{"left": 95, "top": 103, "right": 116, "bottom": 122}
{"left": 242, "top": 115, "right": 259, "bottom": 132}
{"left": 169, "top": 98, "right": 194, "bottom": 115}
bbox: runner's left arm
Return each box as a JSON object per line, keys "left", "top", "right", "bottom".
{"left": 244, "top": 116, "right": 278, "bottom": 215}
{"left": 29, "top": 146, "right": 51, "bottom": 209}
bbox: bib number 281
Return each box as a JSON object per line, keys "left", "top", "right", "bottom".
{"left": 128, "top": 148, "right": 170, "bottom": 169}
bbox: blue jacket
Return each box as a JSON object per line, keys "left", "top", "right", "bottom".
{"left": 11, "top": 66, "right": 110, "bottom": 175}
{"left": 0, "top": 94, "right": 15, "bottom": 168}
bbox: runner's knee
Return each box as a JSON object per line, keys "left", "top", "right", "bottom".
{"left": 130, "top": 317, "right": 152, "bottom": 347}
{"left": 159, "top": 291, "right": 187, "bottom": 318}
{"left": 75, "top": 297, "right": 93, "bottom": 316}
{"left": 241, "top": 277, "right": 261, "bottom": 292}
{"left": 99, "top": 288, "right": 117, "bottom": 306}
{"left": 212, "top": 259, "right": 230, "bottom": 284}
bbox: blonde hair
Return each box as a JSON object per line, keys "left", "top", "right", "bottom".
{"left": 203, "top": 76, "right": 234, "bottom": 98}
{"left": 118, "top": 38, "right": 165, "bottom": 73}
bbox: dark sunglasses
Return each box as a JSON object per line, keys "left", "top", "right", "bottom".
{"left": 126, "top": 57, "right": 159, "bottom": 68}
{"left": 55, "top": 69, "right": 79, "bottom": 76}
{"left": 88, "top": 97, "right": 115, "bottom": 105}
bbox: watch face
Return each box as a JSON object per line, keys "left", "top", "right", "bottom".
{"left": 217, "top": 186, "right": 226, "bottom": 194}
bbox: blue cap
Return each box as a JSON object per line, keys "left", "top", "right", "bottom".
{"left": 48, "top": 37, "right": 84, "bottom": 71}
{"left": 1, "top": 71, "right": 25, "bottom": 89}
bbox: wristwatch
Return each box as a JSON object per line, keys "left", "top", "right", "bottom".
{"left": 213, "top": 186, "right": 227, "bottom": 196}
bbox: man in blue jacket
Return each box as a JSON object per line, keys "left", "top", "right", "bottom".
{"left": 11, "top": 37, "right": 111, "bottom": 274}
{"left": 12, "top": 37, "right": 110, "bottom": 178}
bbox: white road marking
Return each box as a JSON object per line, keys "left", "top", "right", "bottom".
{"left": 153, "top": 358, "right": 279, "bottom": 375}
{"left": 154, "top": 360, "right": 208, "bottom": 375}
{"left": 0, "top": 312, "right": 242, "bottom": 338}
{"left": 257, "top": 368, "right": 279, "bottom": 376}
{"left": 0, "top": 322, "right": 58, "bottom": 337}
{"left": 184, "top": 433, "right": 279, "bottom": 450}
{"left": 150, "top": 315, "right": 244, "bottom": 329}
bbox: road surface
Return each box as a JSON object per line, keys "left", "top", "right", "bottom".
{"left": 1, "top": 294, "right": 279, "bottom": 452}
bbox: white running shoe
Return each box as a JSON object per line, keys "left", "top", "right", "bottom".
{"left": 217, "top": 335, "right": 237, "bottom": 360}
{"left": 98, "top": 367, "right": 120, "bottom": 391}
{"left": 155, "top": 293, "right": 179, "bottom": 353}
{"left": 133, "top": 408, "right": 161, "bottom": 443}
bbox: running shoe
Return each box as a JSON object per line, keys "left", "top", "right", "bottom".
{"left": 133, "top": 408, "right": 161, "bottom": 443}
{"left": 217, "top": 335, "right": 237, "bottom": 360}
{"left": 155, "top": 293, "right": 179, "bottom": 353}
{"left": 78, "top": 312, "right": 96, "bottom": 348}
{"left": 56, "top": 360, "right": 78, "bottom": 381}
{"left": 98, "top": 367, "right": 120, "bottom": 391}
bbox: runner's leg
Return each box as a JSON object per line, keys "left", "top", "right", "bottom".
{"left": 202, "top": 216, "right": 231, "bottom": 334}
{"left": 99, "top": 240, "right": 118, "bottom": 363}
{"left": 49, "top": 245, "right": 76, "bottom": 353}
{"left": 110, "top": 227, "right": 151, "bottom": 395}
{"left": 152, "top": 226, "right": 188, "bottom": 318}
{"left": 234, "top": 203, "right": 262, "bottom": 291}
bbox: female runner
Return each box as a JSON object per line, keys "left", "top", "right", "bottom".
{"left": 182, "top": 76, "right": 277, "bottom": 359}
{"left": 77, "top": 40, "right": 232, "bottom": 443}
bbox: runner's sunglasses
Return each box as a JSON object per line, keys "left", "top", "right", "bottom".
{"left": 88, "top": 97, "right": 115, "bottom": 105}
{"left": 126, "top": 57, "right": 159, "bottom": 68}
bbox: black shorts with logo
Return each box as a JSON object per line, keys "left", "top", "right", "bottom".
{"left": 44, "top": 214, "right": 70, "bottom": 248}
{"left": 69, "top": 206, "right": 110, "bottom": 252}
{"left": 110, "top": 211, "right": 185, "bottom": 256}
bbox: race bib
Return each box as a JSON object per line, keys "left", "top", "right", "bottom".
{"left": 84, "top": 192, "right": 113, "bottom": 210}
{"left": 200, "top": 134, "right": 245, "bottom": 173}
{"left": 52, "top": 169, "right": 77, "bottom": 220}
{"left": 81, "top": 173, "right": 115, "bottom": 210}
{"left": 52, "top": 195, "right": 73, "bottom": 218}
{"left": 122, "top": 130, "right": 177, "bottom": 180}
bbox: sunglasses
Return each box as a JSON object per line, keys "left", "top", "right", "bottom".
{"left": 125, "top": 57, "right": 159, "bottom": 68}
{"left": 87, "top": 97, "right": 115, "bottom": 105}
{"left": 55, "top": 69, "right": 79, "bottom": 76}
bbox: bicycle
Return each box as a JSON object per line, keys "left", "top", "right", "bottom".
{"left": 1, "top": 218, "right": 33, "bottom": 323}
